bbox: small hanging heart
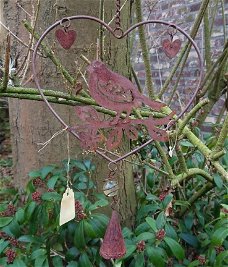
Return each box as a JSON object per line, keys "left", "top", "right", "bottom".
{"left": 55, "top": 29, "right": 76, "bottom": 50}
{"left": 162, "top": 39, "right": 181, "bottom": 59}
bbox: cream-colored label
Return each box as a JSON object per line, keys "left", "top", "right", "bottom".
{"left": 59, "top": 188, "right": 75, "bottom": 226}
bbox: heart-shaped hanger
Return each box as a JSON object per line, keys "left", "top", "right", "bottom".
{"left": 32, "top": 15, "right": 203, "bottom": 164}
{"left": 55, "top": 28, "right": 76, "bottom": 49}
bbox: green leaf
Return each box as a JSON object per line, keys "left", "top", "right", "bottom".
{"left": 79, "top": 252, "right": 93, "bottom": 267}
{"left": 187, "top": 260, "right": 200, "bottom": 267}
{"left": 146, "top": 173, "right": 155, "bottom": 188}
{"left": 174, "top": 200, "right": 190, "bottom": 207}
{"left": 163, "top": 194, "right": 173, "bottom": 208}
{"left": 0, "top": 258, "right": 7, "bottom": 266}
{"left": 184, "top": 212, "right": 194, "bottom": 230}
{"left": 67, "top": 262, "right": 79, "bottom": 267}
{"left": 146, "top": 247, "right": 166, "bottom": 267}
{"left": 164, "top": 237, "right": 185, "bottom": 260}
{"left": 74, "top": 221, "right": 86, "bottom": 249}
{"left": 40, "top": 165, "right": 55, "bottom": 179}
{"left": 0, "top": 240, "right": 9, "bottom": 254}
{"left": 165, "top": 224, "right": 178, "bottom": 240}
{"left": 146, "top": 217, "right": 157, "bottom": 232}
{"left": 73, "top": 161, "right": 87, "bottom": 171}
{"left": 213, "top": 174, "right": 223, "bottom": 189}
{"left": 88, "top": 199, "right": 109, "bottom": 211}
{"left": 214, "top": 250, "right": 228, "bottom": 267}
{"left": 65, "top": 247, "right": 80, "bottom": 261}
{"left": 10, "top": 259, "right": 27, "bottom": 267}
{"left": 121, "top": 245, "right": 136, "bottom": 259}
{"left": 88, "top": 213, "right": 108, "bottom": 237}
{"left": 83, "top": 159, "right": 91, "bottom": 170}
{"left": 180, "top": 140, "right": 194, "bottom": 147}
{"left": 31, "top": 249, "right": 46, "bottom": 260}
{"left": 180, "top": 233, "right": 199, "bottom": 248}
{"left": 211, "top": 227, "right": 228, "bottom": 245}
{"left": 0, "top": 217, "right": 13, "bottom": 227}
{"left": 25, "top": 201, "right": 36, "bottom": 220}
{"left": 7, "top": 219, "right": 21, "bottom": 237}
{"left": 134, "top": 252, "right": 145, "bottom": 267}
{"left": 18, "top": 235, "right": 43, "bottom": 244}
{"left": 84, "top": 220, "right": 98, "bottom": 238}
{"left": 77, "top": 182, "right": 87, "bottom": 190}
{"left": 42, "top": 259, "right": 49, "bottom": 267}
{"left": 156, "top": 212, "right": 166, "bottom": 229}
{"left": 29, "top": 170, "right": 41, "bottom": 178}
{"left": 41, "top": 192, "right": 62, "bottom": 201}
{"left": 52, "top": 256, "right": 63, "bottom": 266}
{"left": 135, "top": 232, "right": 155, "bottom": 242}
{"left": 15, "top": 208, "right": 25, "bottom": 224}
{"left": 47, "top": 175, "right": 59, "bottom": 189}
{"left": 34, "top": 254, "right": 47, "bottom": 267}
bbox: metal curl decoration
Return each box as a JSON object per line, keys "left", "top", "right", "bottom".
{"left": 32, "top": 15, "right": 204, "bottom": 164}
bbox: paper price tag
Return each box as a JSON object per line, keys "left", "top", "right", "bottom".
{"left": 59, "top": 188, "right": 75, "bottom": 226}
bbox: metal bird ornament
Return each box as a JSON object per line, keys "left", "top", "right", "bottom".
{"left": 87, "top": 60, "right": 165, "bottom": 125}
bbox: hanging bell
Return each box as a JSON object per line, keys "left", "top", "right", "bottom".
{"left": 103, "top": 180, "right": 119, "bottom": 197}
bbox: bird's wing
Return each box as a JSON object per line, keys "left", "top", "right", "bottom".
{"left": 97, "top": 78, "right": 134, "bottom": 103}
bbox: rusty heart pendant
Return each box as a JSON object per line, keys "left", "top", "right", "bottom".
{"left": 55, "top": 28, "right": 76, "bottom": 50}
{"left": 162, "top": 39, "right": 181, "bottom": 58}
{"left": 32, "top": 15, "right": 203, "bottom": 165}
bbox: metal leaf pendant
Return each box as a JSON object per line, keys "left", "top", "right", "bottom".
{"left": 100, "top": 210, "right": 126, "bottom": 260}
{"left": 55, "top": 29, "right": 76, "bottom": 50}
{"left": 162, "top": 39, "right": 181, "bottom": 58}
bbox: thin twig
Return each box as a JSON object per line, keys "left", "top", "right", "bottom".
{"left": 0, "top": 21, "right": 40, "bottom": 54}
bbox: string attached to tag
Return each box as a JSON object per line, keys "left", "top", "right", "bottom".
{"left": 37, "top": 126, "right": 68, "bottom": 152}
{"left": 167, "top": 121, "right": 177, "bottom": 158}
{"left": 59, "top": 131, "right": 75, "bottom": 226}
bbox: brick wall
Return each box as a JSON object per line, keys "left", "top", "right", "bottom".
{"left": 133, "top": 0, "right": 228, "bottom": 122}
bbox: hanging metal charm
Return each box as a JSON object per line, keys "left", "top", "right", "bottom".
{"left": 55, "top": 18, "right": 77, "bottom": 50}
{"left": 162, "top": 26, "right": 181, "bottom": 59}
{"left": 100, "top": 163, "right": 126, "bottom": 260}
{"left": 32, "top": 4, "right": 204, "bottom": 165}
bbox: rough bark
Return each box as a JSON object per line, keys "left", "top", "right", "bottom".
{"left": 2, "top": 0, "right": 136, "bottom": 225}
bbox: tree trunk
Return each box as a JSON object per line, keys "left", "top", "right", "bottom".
{"left": 2, "top": 0, "right": 136, "bottom": 225}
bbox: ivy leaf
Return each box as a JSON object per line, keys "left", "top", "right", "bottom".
{"left": 164, "top": 237, "right": 185, "bottom": 260}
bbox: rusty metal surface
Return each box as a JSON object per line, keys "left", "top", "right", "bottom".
{"left": 32, "top": 15, "right": 204, "bottom": 164}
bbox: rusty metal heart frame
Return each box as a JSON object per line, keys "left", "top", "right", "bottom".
{"left": 32, "top": 15, "right": 203, "bottom": 165}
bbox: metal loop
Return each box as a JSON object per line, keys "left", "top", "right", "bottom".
{"left": 167, "top": 25, "right": 177, "bottom": 37}
{"left": 113, "top": 28, "right": 124, "bottom": 38}
{"left": 108, "top": 162, "right": 118, "bottom": 172}
{"left": 60, "top": 17, "right": 71, "bottom": 30}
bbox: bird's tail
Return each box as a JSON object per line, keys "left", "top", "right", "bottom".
{"left": 140, "top": 95, "right": 166, "bottom": 111}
